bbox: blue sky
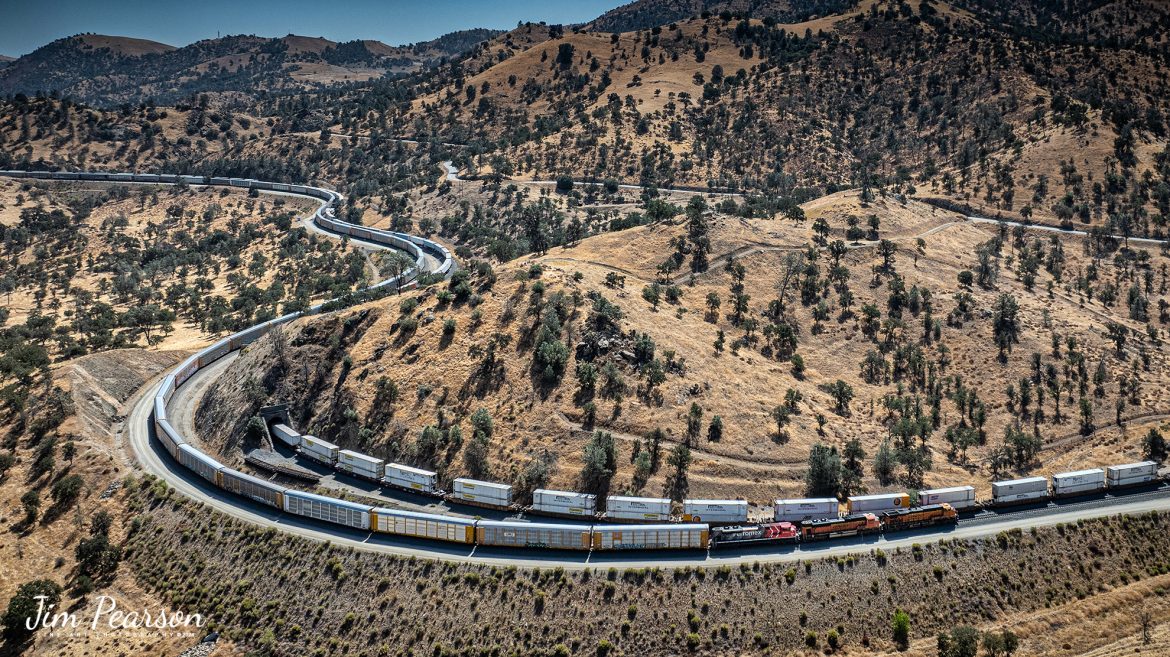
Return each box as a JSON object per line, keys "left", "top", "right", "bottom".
{"left": 0, "top": 0, "right": 627, "bottom": 58}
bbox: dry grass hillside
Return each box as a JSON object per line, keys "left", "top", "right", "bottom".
{"left": 350, "top": 0, "right": 1170, "bottom": 237}
{"left": 123, "top": 481, "right": 1170, "bottom": 657}
{"left": 0, "top": 349, "right": 210, "bottom": 657}
{"left": 201, "top": 190, "right": 1170, "bottom": 507}
{"left": 0, "top": 180, "right": 374, "bottom": 355}
{"left": 0, "top": 31, "right": 502, "bottom": 107}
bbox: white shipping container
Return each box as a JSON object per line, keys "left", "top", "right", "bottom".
{"left": 774, "top": 498, "right": 839, "bottom": 522}
{"left": 847, "top": 493, "right": 910, "bottom": 514}
{"left": 682, "top": 499, "right": 749, "bottom": 523}
{"left": 917, "top": 486, "right": 977, "bottom": 510}
{"left": 992, "top": 476, "right": 1048, "bottom": 498}
{"left": 271, "top": 423, "right": 301, "bottom": 448}
{"left": 337, "top": 450, "right": 384, "bottom": 477}
{"left": 384, "top": 463, "right": 439, "bottom": 493}
{"left": 993, "top": 490, "right": 1049, "bottom": 504}
{"left": 532, "top": 489, "right": 597, "bottom": 516}
{"left": 606, "top": 496, "right": 672, "bottom": 521}
{"left": 1106, "top": 461, "right": 1158, "bottom": 486}
{"left": 1052, "top": 468, "right": 1105, "bottom": 495}
{"left": 299, "top": 435, "right": 339, "bottom": 463}
{"left": 452, "top": 478, "right": 512, "bottom": 506}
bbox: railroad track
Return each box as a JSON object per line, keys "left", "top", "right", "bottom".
{"left": 7, "top": 169, "right": 1169, "bottom": 567}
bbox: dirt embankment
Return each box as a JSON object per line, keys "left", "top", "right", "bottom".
{"left": 125, "top": 481, "right": 1170, "bottom": 657}
{"left": 195, "top": 309, "right": 385, "bottom": 462}
{"left": 0, "top": 348, "right": 202, "bottom": 657}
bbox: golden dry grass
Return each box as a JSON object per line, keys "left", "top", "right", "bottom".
{"left": 211, "top": 190, "right": 1169, "bottom": 506}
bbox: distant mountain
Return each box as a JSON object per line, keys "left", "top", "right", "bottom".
{"left": 0, "top": 55, "right": 14, "bottom": 70}
{"left": 0, "top": 29, "right": 502, "bottom": 106}
{"left": 585, "top": 0, "right": 858, "bottom": 32}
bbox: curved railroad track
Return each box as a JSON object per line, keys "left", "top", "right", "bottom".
{"left": 4, "top": 168, "right": 1168, "bottom": 568}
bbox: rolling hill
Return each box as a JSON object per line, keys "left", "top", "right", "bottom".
{"left": 328, "top": 0, "right": 1170, "bottom": 238}
{"left": 0, "top": 29, "right": 502, "bottom": 106}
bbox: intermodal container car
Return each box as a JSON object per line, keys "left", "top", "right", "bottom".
{"left": 451, "top": 478, "right": 512, "bottom": 507}
{"left": 605, "top": 495, "right": 671, "bottom": 521}
{"left": 773, "top": 498, "right": 839, "bottom": 522}
{"left": 682, "top": 499, "right": 749, "bottom": 524}
{"left": 1051, "top": 468, "right": 1106, "bottom": 497}
{"left": 531, "top": 489, "right": 597, "bottom": 517}
{"left": 384, "top": 463, "right": 439, "bottom": 494}
{"left": 846, "top": 492, "right": 910, "bottom": 514}
{"left": 917, "top": 486, "right": 976, "bottom": 510}
{"left": 1106, "top": 461, "right": 1158, "bottom": 488}
{"left": 991, "top": 476, "right": 1049, "bottom": 505}
{"left": 299, "top": 435, "right": 339, "bottom": 465}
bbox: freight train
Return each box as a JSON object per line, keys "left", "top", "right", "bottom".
{"left": 4, "top": 169, "right": 1165, "bottom": 557}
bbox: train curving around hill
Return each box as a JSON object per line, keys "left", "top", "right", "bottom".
{"left": 0, "top": 169, "right": 1163, "bottom": 555}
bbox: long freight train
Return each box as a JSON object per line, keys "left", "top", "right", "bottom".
{"left": 5, "top": 169, "right": 1164, "bottom": 557}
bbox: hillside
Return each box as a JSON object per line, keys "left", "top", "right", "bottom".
{"left": 0, "top": 178, "right": 386, "bottom": 359}
{"left": 199, "top": 189, "right": 1170, "bottom": 508}
{"left": 586, "top": 0, "right": 860, "bottom": 32}
{"left": 321, "top": 0, "right": 1170, "bottom": 239}
{"left": 0, "top": 346, "right": 199, "bottom": 657}
{"left": 124, "top": 483, "right": 1170, "bottom": 656}
{"left": 0, "top": 29, "right": 501, "bottom": 106}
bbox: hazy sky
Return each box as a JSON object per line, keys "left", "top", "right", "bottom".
{"left": 0, "top": 0, "right": 626, "bottom": 58}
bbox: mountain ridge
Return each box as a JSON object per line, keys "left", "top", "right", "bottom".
{"left": 0, "top": 28, "right": 503, "bottom": 106}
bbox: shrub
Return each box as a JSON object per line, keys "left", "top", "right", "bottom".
{"left": 892, "top": 609, "right": 911, "bottom": 650}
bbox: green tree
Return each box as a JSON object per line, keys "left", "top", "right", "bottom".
{"left": 666, "top": 444, "right": 691, "bottom": 501}
{"left": 821, "top": 380, "right": 854, "bottom": 415}
{"left": 771, "top": 404, "right": 792, "bottom": 440}
{"left": 992, "top": 294, "right": 1020, "bottom": 361}
{"left": 581, "top": 431, "right": 616, "bottom": 497}
{"left": 686, "top": 403, "right": 703, "bottom": 446}
{"left": 805, "top": 444, "right": 842, "bottom": 497}
{"left": 707, "top": 415, "right": 723, "bottom": 442}
{"left": 3, "top": 579, "right": 62, "bottom": 642}
{"left": 50, "top": 474, "right": 84, "bottom": 509}
{"left": 20, "top": 490, "right": 39, "bottom": 525}
{"left": 1143, "top": 428, "right": 1168, "bottom": 464}
{"left": 892, "top": 609, "right": 911, "bottom": 650}
{"left": 841, "top": 438, "right": 867, "bottom": 496}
